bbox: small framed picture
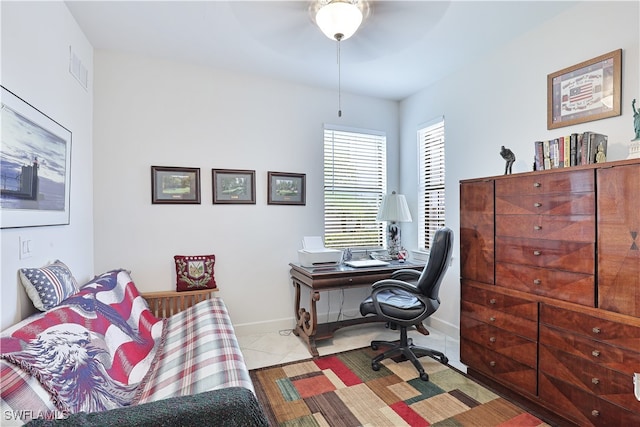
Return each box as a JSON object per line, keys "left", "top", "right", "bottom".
{"left": 547, "top": 49, "right": 621, "bottom": 129}
{"left": 212, "top": 169, "right": 256, "bottom": 204}
{"left": 151, "top": 166, "right": 201, "bottom": 204}
{"left": 268, "top": 172, "right": 306, "bottom": 205}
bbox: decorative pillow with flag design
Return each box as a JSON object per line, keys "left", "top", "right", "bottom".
{"left": 19, "top": 260, "right": 79, "bottom": 311}
{"left": 174, "top": 255, "right": 217, "bottom": 292}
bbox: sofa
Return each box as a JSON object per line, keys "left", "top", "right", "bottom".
{"left": 0, "top": 269, "right": 268, "bottom": 426}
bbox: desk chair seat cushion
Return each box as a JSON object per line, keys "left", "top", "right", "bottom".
{"left": 360, "top": 290, "right": 437, "bottom": 322}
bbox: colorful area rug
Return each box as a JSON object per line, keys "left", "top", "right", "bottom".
{"left": 250, "top": 347, "right": 550, "bottom": 427}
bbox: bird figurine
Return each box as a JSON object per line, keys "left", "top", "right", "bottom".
{"left": 500, "top": 146, "right": 516, "bottom": 175}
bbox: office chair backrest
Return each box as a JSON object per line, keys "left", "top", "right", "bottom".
{"left": 416, "top": 227, "right": 454, "bottom": 300}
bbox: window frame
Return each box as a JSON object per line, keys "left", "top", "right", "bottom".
{"left": 417, "top": 117, "right": 446, "bottom": 251}
{"left": 323, "top": 124, "right": 387, "bottom": 249}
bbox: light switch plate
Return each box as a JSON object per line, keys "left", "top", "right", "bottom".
{"left": 19, "top": 236, "right": 33, "bottom": 259}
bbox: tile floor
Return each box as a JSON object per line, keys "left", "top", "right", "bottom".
{"left": 236, "top": 322, "right": 465, "bottom": 373}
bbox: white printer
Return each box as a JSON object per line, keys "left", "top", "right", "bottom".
{"left": 297, "top": 236, "right": 343, "bottom": 267}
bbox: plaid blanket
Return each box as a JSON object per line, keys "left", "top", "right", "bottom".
{"left": 135, "top": 297, "right": 253, "bottom": 404}
{"left": 1, "top": 270, "right": 164, "bottom": 420}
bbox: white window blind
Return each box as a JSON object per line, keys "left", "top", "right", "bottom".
{"left": 418, "top": 118, "right": 446, "bottom": 250}
{"left": 323, "top": 126, "right": 387, "bottom": 249}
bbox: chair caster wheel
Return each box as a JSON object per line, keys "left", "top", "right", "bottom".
{"left": 372, "top": 362, "right": 381, "bottom": 371}
{"left": 371, "top": 344, "right": 378, "bottom": 351}
{"left": 420, "top": 372, "right": 429, "bottom": 381}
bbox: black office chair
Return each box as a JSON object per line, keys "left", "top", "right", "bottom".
{"left": 359, "top": 226, "right": 454, "bottom": 381}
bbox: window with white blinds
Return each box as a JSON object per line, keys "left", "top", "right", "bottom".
{"left": 418, "top": 118, "right": 446, "bottom": 250}
{"left": 323, "top": 126, "right": 387, "bottom": 249}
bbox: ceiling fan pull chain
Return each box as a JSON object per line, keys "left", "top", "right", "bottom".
{"left": 336, "top": 34, "right": 343, "bottom": 117}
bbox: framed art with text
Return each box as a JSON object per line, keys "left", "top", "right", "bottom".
{"left": 267, "top": 171, "right": 306, "bottom": 205}
{"left": 212, "top": 169, "right": 256, "bottom": 204}
{"left": 547, "top": 49, "right": 621, "bottom": 129}
{"left": 1, "top": 86, "right": 73, "bottom": 228}
{"left": 151, "top": 166, "right": 201, "bottom": 204}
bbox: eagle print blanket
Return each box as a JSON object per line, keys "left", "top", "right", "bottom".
{"left": 0, "top": 270, "right": 165, "bottom": 414}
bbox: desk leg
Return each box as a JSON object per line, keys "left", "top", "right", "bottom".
{"left": 292, "top": 278, "right": 320, "bottom": 357}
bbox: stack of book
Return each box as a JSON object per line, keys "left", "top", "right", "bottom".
{"left": 534, "top": 132, "right": 607, "bottom": 171}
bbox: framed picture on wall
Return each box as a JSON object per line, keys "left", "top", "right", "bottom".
{"left": 151, "top": 166, "right": 201, "bottom": 204}
{"left": 267, "top": 171, "right": 306, "bottom": 205}
{"left": 1, "top": 86, "right": 73, "bottom": 228}
{"left": 212, "top": 169, "right": 256, "bottom": 204}
{"left": 547, "top": 49, "right": 622, "bottom": 129}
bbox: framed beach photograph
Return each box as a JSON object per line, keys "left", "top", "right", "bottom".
{"left": 1, "top": 86, "right": 72, "bottom": 228}
{"left": 547, "top": 49, "right": 621, "bottom": 129}
{"left": 212, "top": 169, "right": 256, "bottom": 204}
{"left": 151, "top": 166, "right": 201, "bottom": 204}
{"left": 267, "top": 171, "right": 306, "bottom": 205}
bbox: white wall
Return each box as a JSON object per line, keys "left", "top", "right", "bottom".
{"left": 400, "top": 1, "right": 640, "bottom": 336}
{"left": 92, "top": 51, "right": 400, "bottom": 330}
{"left": 0, "top": 2, "right": 94, "bottom": 330}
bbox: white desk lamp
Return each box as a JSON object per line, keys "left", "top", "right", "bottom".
{"left": 377, "top": 191, "right": 412, "bottom": 257}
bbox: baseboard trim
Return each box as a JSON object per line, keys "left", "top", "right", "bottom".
{"left": 234, "top": 310, "right": 460, "bottom": 339}
{"left": 424, "top": 316, "right": 460, "bottom": 339}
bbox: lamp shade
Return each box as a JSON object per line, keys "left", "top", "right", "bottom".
{"left": 315, "top": 0, "right": 363, "bottom": 41}
{"left": 377, "top": 192, "right": 412, "bottom": 222}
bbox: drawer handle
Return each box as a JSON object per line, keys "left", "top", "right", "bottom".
{"left": 489, "top": 337, "right": 496, "bottom": 343}
{"left": 533, "top": 182, "right": 541, "bottom": 188}
{"left": 591, "top": 378, "right": 599, "bottom": 385}
{"left": 534, "top": 202, "right": 542, "bottom": 207}
{"left": 533, "top": 279, "right": 541, "bottom": 285}
{"left": 533, "top": 250, "right": 541, "bottom": 256}
{"left": 591, "top": 410, "right": 600, "bottom": 417}
{"left": 489, "top": 361, "right": 496, "bottom": 367}
{"left": 489, "top": 316, "right": 496, "bottom": 322}
{"left": 489, "top": 298, "right": 497, "bottom": 305}
{"left": 592, "top": 350, "right": 600, "bottom": 357}
{"left": 534, "top": 225, "right": 542, "bottom": 230}
{"left": 592, "top": 327, "right": 601, "bottom": 334}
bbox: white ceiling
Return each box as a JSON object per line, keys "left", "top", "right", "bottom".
{"left": 65, "top": 1, "right": 577, "bottom": 101}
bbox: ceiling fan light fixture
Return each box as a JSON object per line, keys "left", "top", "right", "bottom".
{"left": 315, "top": 0, "right": 363, "bottom": 41}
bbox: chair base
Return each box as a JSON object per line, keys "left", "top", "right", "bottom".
{"left": 370, "top": 327, "right": 448, "bottom": 381}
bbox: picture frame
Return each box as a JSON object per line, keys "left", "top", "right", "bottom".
{"left": 547, "top": 49, "right": 621, "bottom": 130}
{"left": 212, "top": 169, "right": 256, "bottom": 204}
{"left": 1, "top": 86, "right": 72, "bottom": 228}
{"left": 151, "top": 166, "right": 201, "bottom": 204}
{"left": 267, "top": 171, "right": 306, "bottom": 205}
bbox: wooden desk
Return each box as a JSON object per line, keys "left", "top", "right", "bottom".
{"left": 289, "top": 261, "right": 425, "bottom": 357}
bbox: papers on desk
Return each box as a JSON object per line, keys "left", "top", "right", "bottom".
{"left": 344, "top": 259, "right": 390, "bottom": 268}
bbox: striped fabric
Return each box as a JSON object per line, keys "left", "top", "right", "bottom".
{"left": 135, "top": 297, "right": 254, "bottom": 404}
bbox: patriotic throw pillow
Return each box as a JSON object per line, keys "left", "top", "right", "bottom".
{"left": 174, "top": 254, "right": 217, "bottom": 292}
{"left": 19, "top": 260, "right": 79, "bottom": 311}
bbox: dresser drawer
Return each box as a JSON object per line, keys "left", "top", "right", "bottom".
{"left": 540, "top": 324, "right": 640, "bottom": 375}
{"left": 461, "top": 339, "right": 537, "bottom": 396}
{"left": 540, "top": 344, "right": 640, "bottom": 412}
{"left": 461, "top": 283, "right": 538, "bottom": 320}
{"left": 539, "top": 372, "right": 640, "bottom": 427}
{"left": 461, "top": 300, "right": 537, "bottom": 341}
{"left": 496, "top": 214, "right": 594, "bottom": 242}
{"left": 496, "top": 192, "right": 595, "bottom": 216}
{"left": 540, "top": 304, "right": 640, "bottom": 353}
{"left": 496, "top": 169, "right": 594, "bottom": 196}
{"left": 496, "top": 262, "right": 594, "bottom": 306}
{"left": 461, "top": 315, "right": 537, "bottom": 368}
{"left": 496, "top": 236, "right": 594, "bottom": 274}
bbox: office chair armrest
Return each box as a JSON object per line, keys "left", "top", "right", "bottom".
{"left": 371, "top": 279, "right": 419, "bottom": 294}
{"left": 370, "top": 279, "right": 428, "bottom": 324}
{"left": 390, "top": 269, "right": 421, "bottom": 282}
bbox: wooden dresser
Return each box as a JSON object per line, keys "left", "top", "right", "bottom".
{"left": 460, "top": 158, "right": 640, "bottom": 426}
